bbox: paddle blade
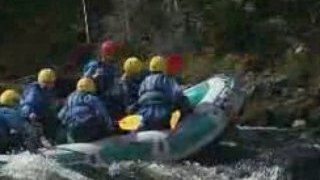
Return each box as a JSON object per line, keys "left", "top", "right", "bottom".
{"left": 170, "top": 110, "right": 181, "bottom": 130}
{"left": 119, "top": 115, "right": 142, "bottom": 131}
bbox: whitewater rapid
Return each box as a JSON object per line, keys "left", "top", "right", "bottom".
{"left": 1, "top": 127, "right": 319, "bottom": 180}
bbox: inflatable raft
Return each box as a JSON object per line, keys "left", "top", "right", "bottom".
{"left": 0, "top": 74, "right": 246, "bottom": 165}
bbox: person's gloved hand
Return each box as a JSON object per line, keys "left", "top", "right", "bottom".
{"left": 93, "top": 68, "right": 103, "bottom": 78}
{"left": 29, "top": 113, "right": 37, "bottom": 121}
{"left": 40, "top": 136, "right": 53, "bottom": 149}
{"left": 93, "top": 72, "right": 99, "bottom": 79}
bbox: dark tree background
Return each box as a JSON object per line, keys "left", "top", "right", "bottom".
{"left": 0, "top": 0, "right": 319, "bottom": 78}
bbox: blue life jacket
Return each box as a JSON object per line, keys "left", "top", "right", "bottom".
{"left": 137, "top": 72, "right": 184, "bottom": 129}
{"left": 58, "top": 91, "right": 112, "bottom": 129}
{"left": 20, "top": 82, "right": 55, "bottom": 120}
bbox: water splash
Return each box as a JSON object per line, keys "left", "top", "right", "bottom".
{"left": 0, "top": 153, "right": 90, "bottom": 180}
{"left": 105, "top": 160, "right": 285, "bottom": 180}
{"left": 0, "top": 129, "right": 319, "bottom": 180}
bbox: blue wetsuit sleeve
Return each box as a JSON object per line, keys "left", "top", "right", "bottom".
{"left": 168, "top": 78, "right": 191, "bottom": 110}
{"left": 168, "top": 78, "right": 184, "bottom": 103}
{"left": 58, "top": 105, "right": 67, "bottom": 121}
{"left": 138, "top": 78, "right": 148, "bottom": 96}
{"left": 20, "top": 87, "right": 38, "bottom": 118}
{"left": 83, "top": 61, "right": 98, "bottom": 77}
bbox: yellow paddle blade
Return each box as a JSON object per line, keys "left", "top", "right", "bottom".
{"left": 118, "top": 115, "right": 142, "bottom": 131}
{"left": 170, "top": 110, "right": 181, "bottom": 130}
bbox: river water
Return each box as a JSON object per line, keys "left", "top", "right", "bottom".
{"left": 0, "top": 127, "right": 319, "bottom": 180}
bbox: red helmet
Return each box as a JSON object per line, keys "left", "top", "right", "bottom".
{"left": 167, "top": 54, "right": 183, "bottom": 75}
{"left": 100, "top": 40, "right": 117, "bottom": 57}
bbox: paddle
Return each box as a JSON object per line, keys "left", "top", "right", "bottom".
{"left": 118, "top": 115, "right": 142, "bottom": 131}
{"left": 169, "top": 110, "right": 181, "bottom": 131}
{"left": 118, "top": 110, "right": 181, "bottom": 131}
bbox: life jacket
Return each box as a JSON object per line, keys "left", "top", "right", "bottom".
{"left": 61, "top": 93, "right": 97, "bottom": 128}
{"left": 138, "top": 91, "right": 171, "bottom": 106}
{"left": 20, "top": 82, "right": 54, "bottom": 119}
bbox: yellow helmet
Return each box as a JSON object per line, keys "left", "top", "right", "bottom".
{"left": 149, "top": 56, "right": 166, "bottom": 72}
{"left": 0, "top": 89, "right": 20, "bottom": 106}
{"left": 76, "top": 77, "right": 96, "bottom": 92}
{"left": 123, "top": 57, "right": 143, "bottom": 76}
{"left": 38, "top": 68, "right": 56, "bottom": 84}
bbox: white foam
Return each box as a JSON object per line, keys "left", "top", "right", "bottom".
{"left": 1, "top": 153, "right": 90, "bottom": 180}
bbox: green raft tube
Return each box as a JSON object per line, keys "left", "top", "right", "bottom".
{"left": 0, "top": 74, "right": 247, "bottom": 165}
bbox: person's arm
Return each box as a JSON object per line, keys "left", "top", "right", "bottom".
{"left": 57, "top": 105, "right": 67, "bottom": 123}
{"left": 169, "top": 78, "right": 184, "bottom": 102}
{"left": 23, "top": 120, "right": 52, "bottom": 152}
{"left": 83, "top": 61, "right": 98, "bottom": 77}
{"left": 20, "top": 87, "right": 38, "bottom": 120}
{"left": 169, "top": 78, "right": 192, "bottom": 111}
{"left": 125, "top": 78, "right": 146, "bottom": 113}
